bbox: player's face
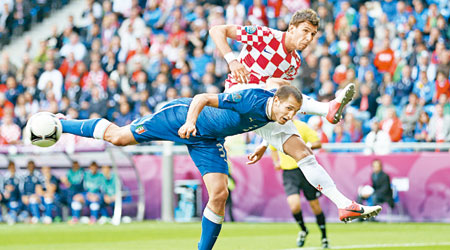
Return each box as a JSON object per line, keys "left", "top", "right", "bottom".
{"left": 288, "top": 22, "right": 317, "bottom": 51}
{"left": 272, "top": 95, "right": 302, "bottom": 125}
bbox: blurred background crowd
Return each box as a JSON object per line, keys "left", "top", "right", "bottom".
{"left": 0, "top": 0, "right": 449, "bottom": 147}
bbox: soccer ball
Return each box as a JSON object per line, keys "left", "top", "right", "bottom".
{"left": 24, "top": 112, "right": 62, "bottom": 147}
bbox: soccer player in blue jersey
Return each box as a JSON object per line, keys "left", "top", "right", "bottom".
{"left": 40, "top": 166, "right": 61, "bottom": 224}
{"left": 2, "top": 161, "right": 22, "bottom": 224}
{"left": 21, "top": 160, "right": 45, "bottom": 224}
{"left": 53, "top": 85, "right": 302, "bottom": 249}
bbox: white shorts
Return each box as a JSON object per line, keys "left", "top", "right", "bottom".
{"left": 255, "top": 120, "right": 299, "bottom": 154}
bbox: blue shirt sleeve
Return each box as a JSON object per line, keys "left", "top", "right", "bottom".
{"left": 217, "top": 89, "right": 260, "bottom": 114}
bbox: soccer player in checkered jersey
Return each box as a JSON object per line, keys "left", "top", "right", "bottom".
{"left": 209, "top": 8, "right": 381, "bottom": 226}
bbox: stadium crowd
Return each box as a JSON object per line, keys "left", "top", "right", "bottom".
{"left": 0, "top": 160, "right": 118, "bottom": 224}
{"left": 0, "top": 0, "right": 449, "bottom": 147}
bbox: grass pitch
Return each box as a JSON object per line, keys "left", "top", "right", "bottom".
{"left": 0, "top": 222, "right": 449, "bottom": 250}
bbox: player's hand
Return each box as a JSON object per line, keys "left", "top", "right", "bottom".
{"left": 246, "top": 145, "right": 267, "bottom": 165}
{"left": 178, "top": 122, "right": 197, "bottom": 139}
{"left": 229, "top": 60, "right": 250, "bottom": 84}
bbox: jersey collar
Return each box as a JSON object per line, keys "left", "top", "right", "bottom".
{"left": 266, "top": 97, "right": 273, "bottom": 120}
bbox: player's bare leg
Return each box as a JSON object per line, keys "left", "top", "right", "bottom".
{"left": 199, "top": 173, "right": 228, "bottom": 250}
{"left": 282, "top": 135, "right": 381, "bottom": 222}
{"left": 103, "top": 124, "right": 138, "bottom": 146}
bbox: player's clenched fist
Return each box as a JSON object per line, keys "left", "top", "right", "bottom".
{"left": 178, "top": 122, "right": 197, "bottom": 139}
{"left": 229, "top": 60, "right": 250, "bottom": 84}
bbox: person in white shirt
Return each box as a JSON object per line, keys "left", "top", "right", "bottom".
{"left": 37, "top": 61, "right": 63, "bottom": 101}
{"left": 364, "top": 121, "right": 392, "bottom": 155}
{"left": 60, "top": 32, "right": 87, "bottom": 61}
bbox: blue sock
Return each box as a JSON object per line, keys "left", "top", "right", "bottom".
{"left": 61, "top": 119, "right": 101, "bottom": 137}
{"left": 198, "top": 208, "right": 223, "bottom": 250}
{"left": 45, "top": 202, "right": 54, "bottom": 218}
{"left": 29, "top": 203, "right": 40, "bottom": 218}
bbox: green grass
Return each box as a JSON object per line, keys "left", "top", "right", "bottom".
{"left": 0, "top": 222, "right": 449, "bottom": 250}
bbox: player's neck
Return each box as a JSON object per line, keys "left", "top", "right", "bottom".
{"left": 284, "top": 33, "right": 294, "bottom": 54}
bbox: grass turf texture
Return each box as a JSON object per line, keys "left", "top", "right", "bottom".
{"left": 0, "top": 222, "right": 448, "bottom": 250}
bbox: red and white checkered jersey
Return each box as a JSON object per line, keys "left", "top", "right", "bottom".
{"left": 225, "top": 25, "right": 302, "bottom": 90}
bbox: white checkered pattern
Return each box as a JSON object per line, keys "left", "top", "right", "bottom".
{"left": 225, "top": 25, "right": 302, "bottom": 90}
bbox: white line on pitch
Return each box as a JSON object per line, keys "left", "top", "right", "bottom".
{"left": 280, "top": 242, "right": 450, "bottom": 250}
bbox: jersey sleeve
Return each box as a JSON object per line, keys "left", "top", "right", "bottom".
{"left": 217, "top": 89, "right": 256, "bottom": 114}
{"left": 236, "top": 25, "right": 273, "bottom": 46}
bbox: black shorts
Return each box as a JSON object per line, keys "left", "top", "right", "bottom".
{"left": 282, "top": 168, "right": 322, "bottom": 201}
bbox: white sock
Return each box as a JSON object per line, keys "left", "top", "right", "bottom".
{"left": 93, "top": 119, "right": 112, "bottom": 140}
{"left": 297, "top": 155, "right": 352, "bottom": 208}
{"left": 299, "top": 94, "right": 329, "bottom": 116}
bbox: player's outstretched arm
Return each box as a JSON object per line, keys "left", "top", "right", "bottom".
{"left": 209, "top": 25, "right": 249, "bottom": 83}
{"left": 178, "top": 93, "right": 219, "bottom": 139}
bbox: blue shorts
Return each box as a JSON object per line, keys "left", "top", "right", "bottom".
{"left": 129, "top": 102, "right": 228, "bottom": 176}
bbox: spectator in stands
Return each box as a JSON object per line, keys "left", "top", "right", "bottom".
{"left": 414, "top": 111, "right": 430, "bottom": 142}
{"left": 358, "top": 159, "right": 394, "bottom": 209}
{"left": 60, "top": 32, "right": 87, "bottom": 61}
{"left": 400, "top": 93, "right": 422, "bottom": 140}
{"left": 349, "top": 84, "right": 378, "bottom": 121}
{"left": 427, "top": 104, "right": 450, "bottom": 142}
{"left": 330, "top": 122, "right": 351, "bottom": 143}
{"left": 37, "top": 60, "right": 63, "bottom": 101}
{"left": 438, "top": 94, "right": 450, "bottom": 116}
{"left": 413, "top": 70, "right": 435, "bottom": 106}
{"left": 2, "top": 161, "right": 21, "bottom": 224}
{"left": 376, "top": 94, "right": 395, "bottom": 121}
{"left": 434, "top": 71, "right": 450, "bottom": 103}
{"left": 364, "top": 121, "right": 392, "bottom": 155}
{"left": 374, "top": 38, "right": 395, "bottom": 75}
{"left": 226, "top": 0, "right": 245, "bottom": 26}
{"left": 40, "top": 166, "right": 60, "bottom": 224}
{"left": 100, "top": 165, "right": 117, "bottom": 221}
{"left": 0, "top": 113, "right": 21, "bottom": 144}
{"left": 21, "top": 160, "right": 44, "bottom": 224}
{"left": 343, "top": 113, "right": 362, "bottom": 142}
{"left": 380, "top": 108, "right": 403, "bottom": 142}
{"left": 393, "top": 65, "right": 414, "bottom": 106}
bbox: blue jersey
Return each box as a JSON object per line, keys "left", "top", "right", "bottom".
{"left": 21, "top": 171, "right": 44, "bottom": 195}
{"left": 130, "top": 88, "right": 275, "bottom": 176}
{"left": 3, "top": 173, "right": 21, "bottom": 201}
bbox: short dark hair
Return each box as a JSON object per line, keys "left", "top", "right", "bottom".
{"left": 274, "top": 85, "right": 303, "bottom": 104}
{"left": 289, "top": 9, "right": 320, "bottom": 27}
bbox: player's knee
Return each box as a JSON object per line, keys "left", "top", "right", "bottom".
{"left": 288, "top": 201, "right": 301, "bottom": 214}
{"left": 209, "top": 188, "right": 229, "bottom": 204}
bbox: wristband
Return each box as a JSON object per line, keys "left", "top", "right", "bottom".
{"left": 224, "top": 52, "right": 236, "bottom": 64}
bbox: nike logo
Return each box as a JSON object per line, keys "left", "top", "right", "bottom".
{"left": 263, "top": 49, "right": 272, "bottom": 54}
{"left": 346, "top": 207, "right": 364, "bottom": 214}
